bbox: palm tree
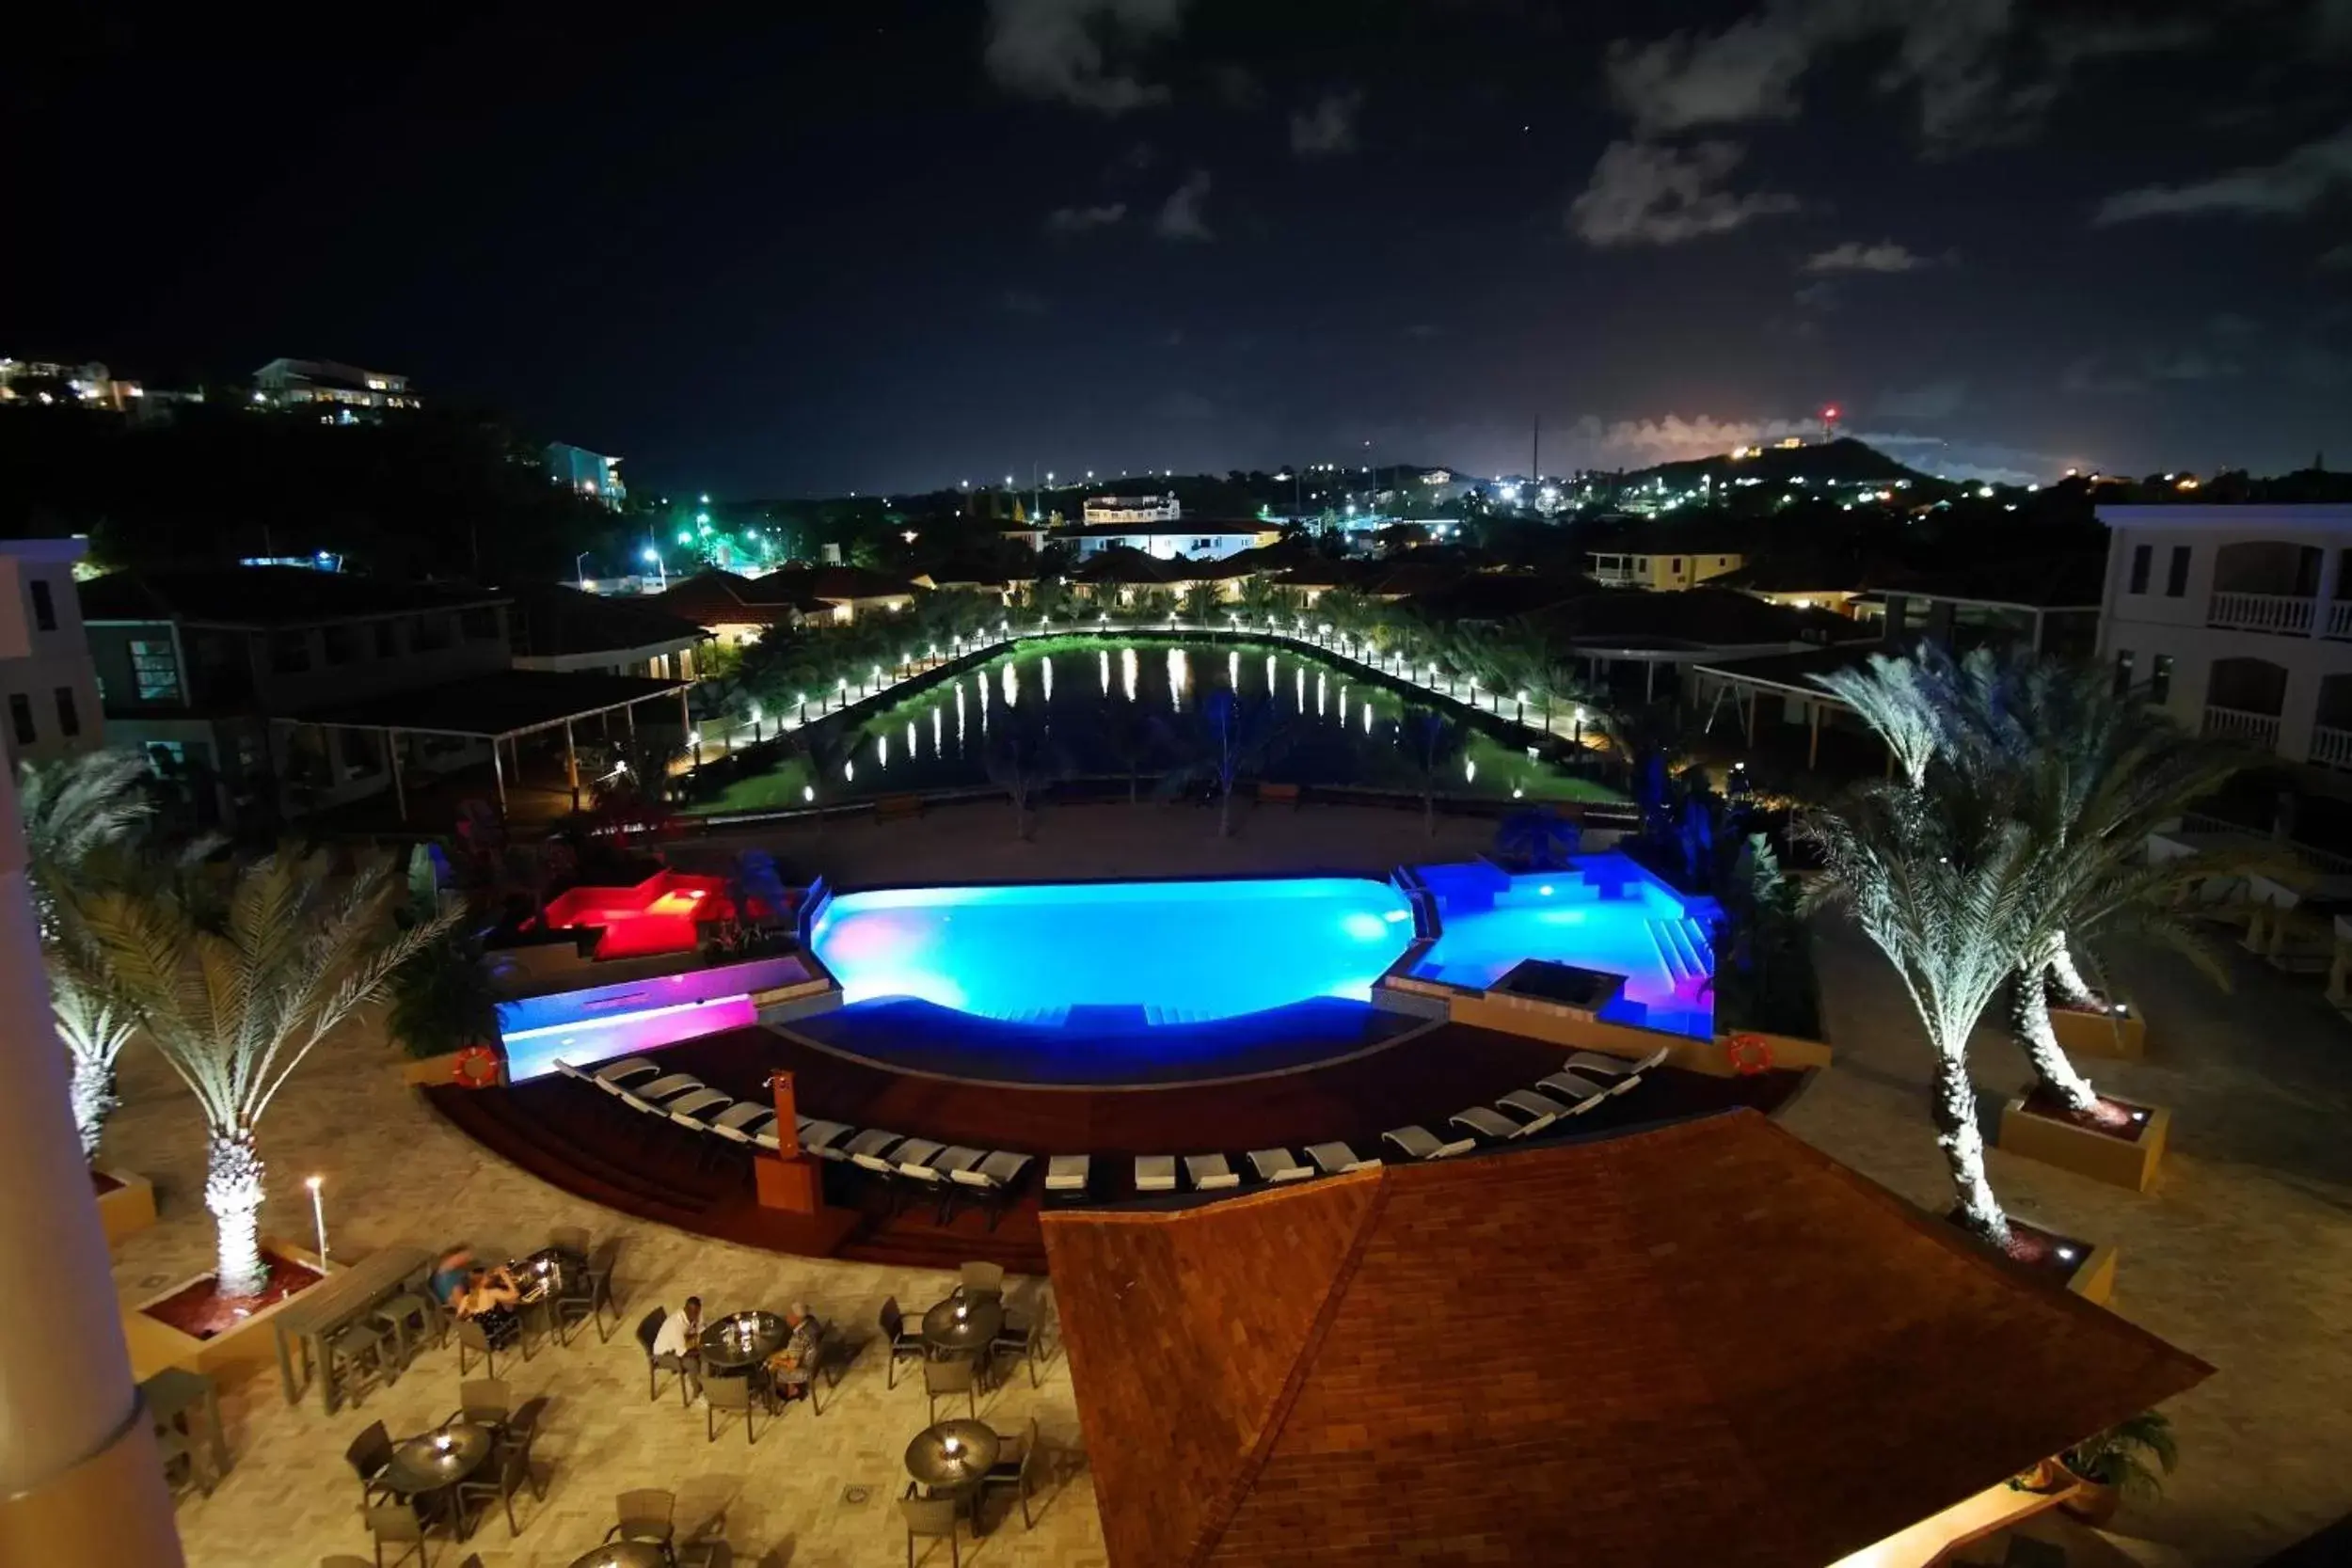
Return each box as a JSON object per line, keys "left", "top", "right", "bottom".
{"left": 1804, "top": 781, "right": 2053, "bottom": 1247}
{"left": 72, "top": 847, "right": 458, "bottom": 1297}
{"left": 1179, "top": 581, "right": 1223, "bottom": 624}
{"left": 1404, "top": 710, "right": 1467, "bottom": 836}
{"left": 18, "top": 751, "right": 162, "bottom": 1161}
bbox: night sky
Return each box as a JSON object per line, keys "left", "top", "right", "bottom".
{"left": 14, "top": 2, "right": 2351, "bottom": 495}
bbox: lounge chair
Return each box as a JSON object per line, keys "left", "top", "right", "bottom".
{"left": 844, "top": 1130, "right": 905, "bottom": 1175}
{"left": 974, "top": 1149, "right": 1030, "bottom": 1188}
{"left": 1497, "top": 1088, "right": 1579, "bottom": 1134}
{"left": 1449, "top": 1105, "right": 1523, "bottom": 1141}
{"left": 1134, "top": 1155, "right": 1177, "bottom": 1193}
{"left": 892, "top": 1137, "right": 946, "bottom": 1177}
{"left": 796, "top": 1118, "right": 853, "bottom": 1158}
{"left": 634, "top": 1073, "right": 705, "bottom": 1107}
{"left": 1565, "top": 1047, "right": 1669, "bottom": 1080}
{"left": 1045, "top": 1155, "right": 1090, "bottom": 1198}
{"left": 1184, "top": 1154, "right": 1239, "bottom": 1190}
{"left": 1534, "top": 1071, "right": 1607, "bottom": 1102}
{"left": 1304, "top": 1141, "right": 1382, "bottom": 1175}
{"left": 934, "top": 1147, "right": 989, "bottom": 1183}
{"left": 707, "top": 1101, "right": 772, "bottom": 1145}
{"left": 665, "top": 1088, "right": 733, "bottom": 1131}
{"left": 1381, "top": 1124, "right": 1475, "bottom": 1161}
{"left": 591, "top": 1057, "right": 661, "bottom": 1094}
{"left": 1248, "top": 1148, "right": 1312, "bottom": 1183}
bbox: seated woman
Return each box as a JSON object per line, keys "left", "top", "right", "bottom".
{"left": 763, "top": 1303, "right": 823, "bottom": 1402}
{"left": 452, "top": 1263, "right": 524, "bottom": 1349}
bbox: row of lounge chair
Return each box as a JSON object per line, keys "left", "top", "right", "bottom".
{"left": 1435, "top": 1047, "right": 1668, "bottom": 1145}
{"left": 559, "top": 1056, "right": 1036, "bottom": 1225}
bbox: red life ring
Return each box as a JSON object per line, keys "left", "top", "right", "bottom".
{"left": 453, "top": 1045, "right": 501, "bottom": 1088}
{"left": 1724, "top": 1033, "right": 1774, "bottom": 1076}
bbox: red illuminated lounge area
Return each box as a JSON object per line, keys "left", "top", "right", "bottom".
{"left": 530, "top": 868, "right": 767, "bottom": 958}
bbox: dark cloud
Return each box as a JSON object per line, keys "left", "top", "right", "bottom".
{"left": 1803, "top": 240, "right": 1932, "bottom": 274}
{"left": 1568, "top": 139, "right": 1797, "bottom": 247}
{"left": 983, "top": 0, "right": 1188, "bottom": 114}
{"left": 2096, "top": 122, "right": 2352, "bottom": 223}
{"left": 1153, "top": 167, "right": 1214, "bottom": 240}
{"left": 1043, "top": 201, "right": 1127, "bottom": 234}
{"left": 1289, "top": 89, "right": 1363, "bottom": 157}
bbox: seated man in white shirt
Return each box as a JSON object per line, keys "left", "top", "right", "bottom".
{"left": 650, "top": 1295, "right": 704, "bottom": 1396}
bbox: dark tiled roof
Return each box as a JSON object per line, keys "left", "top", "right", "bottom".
{"left": 80, "top": 568, "right": 503, "bottom": 627}
{"left": 290, "top": 669, "right": 687, "bottom": 736}
{"left": 1539, "top": 587, "right": 1866, "bottom": 649}
{"left": 1042, "top": 1110, "right": 2209, "bottom": 1568}
{"left": 504, "top": 582, "right": 705, "bottom": 657}
{"left": 1692, "top": 641, "right": 1890, "bottom": 690}
{"left": 1708, "top": 557, "right": 1885, "bottom": 594}
{"left": 1070, "top": 549, "right": 1192, "bottom": 587}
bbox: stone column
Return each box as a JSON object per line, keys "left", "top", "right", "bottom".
{"left": 0, "top": 765, "right": 185, "bottom": 1565}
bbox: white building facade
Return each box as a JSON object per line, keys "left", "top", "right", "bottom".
{"left": 0, "top": 538, "right": 103, "bottom": 768}
{"left": 2097, "top": 504, "right": 2352, "bottom": 769}
{"left": 1082, "top": 494, "right": 1181, "bottom": 526}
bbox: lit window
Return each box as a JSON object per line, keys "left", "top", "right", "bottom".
{"left": 129, "top": 639, "right": 182, "bottom": 702}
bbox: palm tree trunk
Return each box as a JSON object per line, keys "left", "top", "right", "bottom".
{"left": 206, "top": 1128, "right": 269, "bottom": 1299}
{"left": 2046, "top": 933, "right": 2098, "bottom": 1006}
{"left": 2012, "top": 964, "right": 2100, "bottom": 1113}
{"left": 66, "top": 1055, "right": 117, "bottom": 1164}
{"left": 1929, "top": 1045, "right": 2010, "bottom": 1249}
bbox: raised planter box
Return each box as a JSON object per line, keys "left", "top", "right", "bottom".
{"left": 1997, "top": 1093, "right": 2170, "bottom": 1194}
{"left": 2048, "top": 993, "right": 2146, "bottom": 1061}
{"left": 92, "top": 1166, "right": 157, "bottom": 1244}
{"left": 1956, "top": 1214, "right": 2117, "bottom": 1306}
{"left": 120, "top": 1237, "right": 331, "bottom": 1383}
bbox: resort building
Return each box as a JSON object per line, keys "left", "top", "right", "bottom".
{"left": 652, "top": 566, "right": 922, "bottom": 644}
{"left": 505, "top": 582, "right": 706, "bottom": 681}
{"left": 1709, "top": 557, "right": 1876, "bottom": 617}
{"left": 1080, "top": 493, "right": 1182, "bottom": 526}
{"left": 0, "top": 536, "right": 104, "bottom": 768}
{"left": 2095, "top": 504, "right": 2352, "bottom": 770}
{"left": 1019, "top": 521, "right": 1282, "bottom": 562}
{"left": 1584, "top": 544, "right": 1746, "bottom": 591}
{"left": 545, "top": 441, "right": 627, "bottom": 509}
{"left": 249, "top": 357, "right": 420, "bottom": 414}
{"left": 0, "top": 356, "right": 144, "bottom": 411}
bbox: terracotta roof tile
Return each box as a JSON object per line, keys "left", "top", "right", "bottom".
{"left": 1043, "top": 1110, "right": 2209, "bottom": 1568}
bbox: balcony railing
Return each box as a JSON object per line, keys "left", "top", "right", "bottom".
{"left": 2328, "top": 601, "right": 2352, "bottom": 641}
{"left": 2312, "top": 725, "right": 2352, "bottom": 770}
{"left": 2208, "top": 591, "right": 2314, "bottom": 635}
{"left": 2203, "top": 705, "right": 2282, "bottom": 751}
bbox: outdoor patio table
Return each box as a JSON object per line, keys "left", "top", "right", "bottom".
{"left": 906, "top": 1418, "right": 999, "bottom": 1492}
{"left": 140, "top": 1367, "right": 228, "bottom": 1483}
{"left": 922, "top": 1293, "right": 1002, "bottom": 1355}
{"left": 568, "top": 1545, "right": 670, "bottom": 1568}
{"left": 700, "top": 1309, "right": 787, "bottom": 1374}
{"left": 511, "top": 1245, "right": 585, "bottom": 1339}
{"left": 379, "top": 1422, "right": 495, "bottom": 1496}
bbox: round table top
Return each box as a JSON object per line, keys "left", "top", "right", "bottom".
{"left": 906, "top": 1419, "right": 1000, "bottom": 1489}
{"left": 567, "top": 1544, "right": 670, "bottom": 1568}
{"left": 701, "top": 1309, "right": 787, "bottom": 1373}
{"left": 922, "top": 1294, "right": 1002, "bottom": 1354}
{"left": 382, "top": 1424, "right": 494, "bottom": 1494}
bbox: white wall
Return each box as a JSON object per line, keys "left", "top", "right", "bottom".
{"left": 0, "top": 543, "right": 103, "bottom": 768}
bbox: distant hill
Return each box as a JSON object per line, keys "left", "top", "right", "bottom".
{"left": 1613, "top": 437, "right": 1947, "bottom": 496}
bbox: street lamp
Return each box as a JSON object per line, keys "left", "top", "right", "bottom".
{"left": 574, "top": 551, "right": 591, "bottom": 589}
{"left": 640, "top": 546, "right": 665, "bottom": 589}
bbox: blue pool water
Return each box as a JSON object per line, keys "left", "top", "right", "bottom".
{"left": 1409, "top": 853, "right": 1719, "bottom": 1038}
{"left": 809, "top": 878, "right": 1416, "bottom": 1025}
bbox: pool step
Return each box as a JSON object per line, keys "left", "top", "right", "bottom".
{"left": 1646, "top": 918, "right": 1713, "bottom": 990}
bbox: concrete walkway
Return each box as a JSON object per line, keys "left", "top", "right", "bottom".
{"left": 92, "top": 802, "right": 2352, "bottom": 1565}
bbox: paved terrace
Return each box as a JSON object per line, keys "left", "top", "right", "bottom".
{"left": 90, "top": 801, "right": 2352, "bottom": 1566}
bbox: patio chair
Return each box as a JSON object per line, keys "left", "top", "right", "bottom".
{"left": 898, "top": 1491, "right": 962, "bottom": 1568}
{"left": 704, "top": 1370, "right": 762, "bottom": 1445}
{"left": 982, "top": 1416, "right": 1043, "bottom": 1529}
{"left": 496, "top": 1393, "right": 548, "bottom": 1471}
{"left": 343, "top": 1419, "right": 395, "bottom": 1511}
{"left": 665, "top": 1087, "right": 733, "bottom": 1131}
{"left": 960, "top": 1260, "right": 1005, "bottom": 1301}
{"left": 1534, "top": 1071, "right": 1607, "bottom": 1102}
{"left": 364, "top": 1503, "right": 429, "bottom": 1568}
{"left": 548, "top": 1226, "right": 590, "bottom": 1257}
{"left": 1380, "top": 1124, "right": 1474, "bottom": 1161}
{"left": 1134, "top": 1155, "right": 1177, "bottom": 1193}
{"left": 456, "top": 1317, "right": 528, "bottom": 1378}
{"left": 1449, "top": 1105, "right": 1526, "bottom": 1142}
{"left": 1247, "top": 1148, "right": 1312, "bottom": 1182}
{"left": 1043, "top": 1154, "right": 1090, "bottom": 1203}
{"left": 455, "top": 1402, "right": 543, "bottom": 1538}
{"left": 607, "top": 1489, "right": 676, "bottom": 1560}
{"left": 558, "top": 1239, "right": 619, "bottom": 1343}
{"left": 991, "top": 1313, "right": 1042, "bottom": 1389}
{"left": 878, "top": 1296, "right": 928, "bottom": 1389}
{"left": 1304, "top": 1141, "right": 1382, "bottom": 1175}
{"left": 1565, "top": 1047, "right": 1669, "bottom": 1081}
{"left": 453, "top": 1377, "right": 510, "bottom": 1431}
{"left": 636, "top": 1307, "right": 695, "bottom": 1405}
{"left": 1184, "top": 1153, "right": 1240, "bottom": 1190}
{"left": 924, "top": 1357, "right": 977, "bottom": 1423}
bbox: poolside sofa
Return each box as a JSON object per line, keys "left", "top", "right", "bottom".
{"left": 1184, "top": 1154, "right": 1240, "bottom": 1191}
{"left": 1381, "top": 1125, "right": 1476, "bottom": 1161}
{"left": 1248, "top": 1148, "right": 1313, "bottom": 1183}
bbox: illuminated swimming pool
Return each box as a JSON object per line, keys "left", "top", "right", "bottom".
{"left": 809, "top": 878, "right": 1417, "bottom": 1026}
